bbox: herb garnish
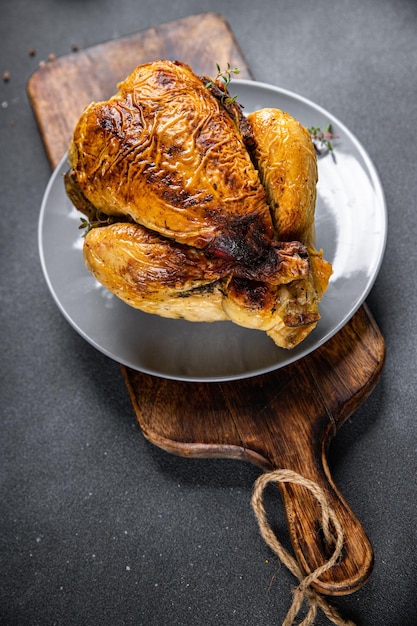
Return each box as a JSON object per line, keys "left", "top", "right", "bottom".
{"left": 207, "top": 65, "right": 338, "bottom": 156}
{"left": 79, "top": 211, "right": 118, "bottom": 235}
{"left": 308, "top": 123, "right": 338, "bottom": 156}
{"left": 205, "top": 63, "right": 240, "bottom": 105}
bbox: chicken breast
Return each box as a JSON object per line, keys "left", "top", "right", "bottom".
{"left": 67, "top": 60, "right": 273, "bottom": 262}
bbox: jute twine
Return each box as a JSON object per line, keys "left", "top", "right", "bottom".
{"left": 251, "top": 469, "right": 357, "bottom": 626}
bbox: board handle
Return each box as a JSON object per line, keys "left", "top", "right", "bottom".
{"left": 269, "top": 445, "right": 374, "bottom": 596}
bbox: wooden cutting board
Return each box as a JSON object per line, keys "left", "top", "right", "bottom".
{"left": 28, "top": 11, "right": 385, "bottom": 597}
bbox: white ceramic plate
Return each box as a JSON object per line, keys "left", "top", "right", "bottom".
{"left": 38, "top": 79, "right": 387, "bottom": 382}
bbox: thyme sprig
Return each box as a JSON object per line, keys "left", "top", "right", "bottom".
{"left": 205, "top": 66, "right": 339, "bottom": 157}
{"left": 205, "top": 63, "right": 240, "bottom": 104}
{"left": 206, "top": 62, "right": 241, "bottom": 88}
{"left": 308, "top": 123, "right": 339, "bottom": 155}
{"left": 79, "top": 211, "right": 117, "bottom": 236}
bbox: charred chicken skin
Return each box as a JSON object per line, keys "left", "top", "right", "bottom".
{"left": 65, "top": 60, "right": 332, "bottom": 349}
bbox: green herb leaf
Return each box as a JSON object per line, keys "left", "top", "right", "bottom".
{"left": 308, "top": 123, "right": 339, "bottom": 156}
{"left": 205, "top": 63, "right": 241, "bottom": 105}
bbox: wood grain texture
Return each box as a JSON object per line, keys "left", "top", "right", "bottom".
{"left": 28, "top": 12, "right": 385, "bottom": 596}
{"left": 123, "top": 304, "right": 384, "bottom": 595}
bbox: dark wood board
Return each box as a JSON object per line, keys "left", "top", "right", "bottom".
{"left": 27, "top": 11, "right": 385, "bottom": 597}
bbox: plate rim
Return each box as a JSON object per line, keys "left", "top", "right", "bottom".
{"left": 38, "top": 79, "right": 387, "bottom": 382}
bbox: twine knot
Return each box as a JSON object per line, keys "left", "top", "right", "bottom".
{"left": 251, "top": 468, "right": 356, "bottom": 626}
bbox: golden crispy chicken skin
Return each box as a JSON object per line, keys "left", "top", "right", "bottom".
{"left": 65, "top": 60, "right": 332, "bottom": 349}
{"left": 83, "top": 222, "right": 312, "bottom": 325}
{"left": 67, "top": 60, "right": 273, "bottom": 261}
{"left": 246, "top": 107, "right": 332, "bottom": 309}
{"left": 247, "top": 108, "right": 318, "bottom": 246}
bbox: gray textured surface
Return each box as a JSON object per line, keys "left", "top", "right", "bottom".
{"left": 1, "top": 1, "right": 416, "bottom": 624}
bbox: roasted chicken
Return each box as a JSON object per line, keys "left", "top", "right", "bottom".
{"left": 65, "top": 60, "right": 332, "bottom": 349}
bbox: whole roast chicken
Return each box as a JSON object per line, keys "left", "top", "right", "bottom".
{"left": 65, "top": 60, "right": 332, "bottom": 349}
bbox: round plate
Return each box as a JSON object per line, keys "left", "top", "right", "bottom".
{"left": 38, "top": 79, "right": 387, "bottom": 382}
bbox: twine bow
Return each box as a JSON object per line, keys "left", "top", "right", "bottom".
{"left": 251, "top": 469, "right": 357, "bottom": 626}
